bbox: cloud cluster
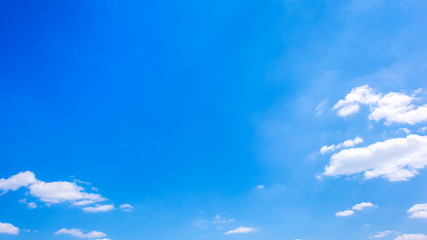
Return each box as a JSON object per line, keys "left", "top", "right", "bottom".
{"left": 0, "top": 171, "right": 113, "bottom": 212}
{"left": 336, "top": 202, "right": 376, "bottom": 217}
{"left": 224, "top": 226, "right": 257, "bottom": 234}
{"left": 55, "top": 228, "right": 110, "bottom": 239}
{"left": 408, "top": 203, "right": 427, "bottom": 218}
{"left": 0, "top": 222, "right": 19, "bottom": 235}
{"left": 324, "top": 134, "right": 427, "bottom": 181}
{"left": 333, "top": 85, "right": 427, "bottom": 125}
{"left": 320, "top": 137, "right": 363, "bottom": 154}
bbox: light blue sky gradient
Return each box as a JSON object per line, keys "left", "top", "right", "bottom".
{"left": 1, "top": 0, "right": 427, "bottom": 239}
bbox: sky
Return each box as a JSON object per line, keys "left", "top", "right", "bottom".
{"left": 1, "top": 0, "right": 427, "bottom": 240}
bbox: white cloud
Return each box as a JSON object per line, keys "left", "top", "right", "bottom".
{"left": 0, "top": 222, "right": 19, "bottom": 235}
{"left": 55, "top": 228, "right": 107, "bottom": 239}
{"left": 0, "top": 171, "right": 36, "bottom": 193}
{"left": 255, "top": 185, "right": 265, "bottom": 189}
{"left": 352, "top": 202, "right": 376, "bottom": 210}
{"left": 320, "top": 137, "right": 364, "bottom": 154}
{"left": 408, "top": 203, "right": 427, "bottom": 218}
{"left": 336, "top": 202, "right": 376, "bottom": 217}
{"left": 333, "top": 85, "right": 427, "bottom": 125}
{"left": 395, "top": 234, "right": 427, "bottom": 240}
{"left": 29, "top": 181, "right": 106, "bottom": 204}
{"left": 0, "top": 171, "right": 117, "bottom": 213}
{"left": 370, "top": 230, "right": 397, "bottom": 239}
{"left": 224, "top": 227, "right": 257, "bottom": 234}
{"left": 323, "top": 134, "right": 427, "bottom": 181}
{"left": 19, "top": 199, "right": 37, "bottom": 209}
{"left": 82, "top": 204, "right": 114, "bottom": 213}
{"left": 119, "top": 203, "right": 133, "bottom": 212}
{"left": 335, "top": 210, "right": 354, "bottom": 217}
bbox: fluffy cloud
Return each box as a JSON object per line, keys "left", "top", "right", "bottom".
{"left": 0, "top": 222, "right": 19, "bottom": 235}
{"left": 336, "top": 202, "right": 376, "bottom": 217}
{"left": 335, "top": 210, "right": 354, "bottom": 217}
{"left": 320, "top": 137, "right": 363, "bottom": 154}
{"left": 82, "top": 204, "right": 114, "bottom": 213}
{"left": 323, "top": 134, "right": 427, "bottom": 181}
{"left": 0, "top": 171, "right": 36, "bottom": 193}
{"left": 0, "top": 171, "right": 115, "bottom": 213}
{"left": 29, "top": 181, "right": 105, "bottom": 204}
{"left": 55, "top": 228, "right": 107, "bottom": 239}
{"left": 333, "top": 85, "right": 427, "bottom": 125}
{"left": 352, "top": 202, "right": 376, "bottom": 210}
{"left": 395, "top": 234, "right": 427, "bottom": 240}
{"left": 408, "top": 203, "right": 427, "bottom": 218}
{"left": 224, "top": 227, "right": 257, "bottom": 234}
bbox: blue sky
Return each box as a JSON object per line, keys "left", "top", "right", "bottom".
{"left": 1, "top": 0, "right": 427, "bottom": 239}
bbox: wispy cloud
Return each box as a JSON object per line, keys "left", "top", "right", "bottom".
{"left": 224, "top": 227, "right": 257, "bottom": 234}
{"left": 82, "top": 204, "right": 114, "bottom": 213}
{"left": 320, "top": 137, "right": 363, "bottom": 154}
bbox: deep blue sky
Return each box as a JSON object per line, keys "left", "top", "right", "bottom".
{"left": 1, "top": 1, "right": 427, "bottom": 240}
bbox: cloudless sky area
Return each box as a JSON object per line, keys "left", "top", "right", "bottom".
{"left": 1, "top": 0, "right": 427, "bottom": 240}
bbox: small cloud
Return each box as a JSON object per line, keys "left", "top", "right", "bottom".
{"left": 408, "top": 203, "right": 427, "bottom": 218}
{"left": 336, "top": 202, "right": 376, "bottom": 217}
{"left": 224, "top": 227, "right": 257, "bottom": 235}
{"left": 418, "top": 127, "right": 427, "bottom": 133}
{"left": 119, "top": 203, "right": 133, "bottom": 212}
{"left": 19, "top": 198, "right": 37, "bottom": 209}
{"left": 370, "top": 230, "right": 397, "bottom": 239}
{"left": 320, "top": 137, "right": 363, "bottom": 154}
{"left": 395, "top": 233, "right": 427, "bottom": 240}
{"left": 399, "top": 128, "right": 411, "bottom": 134}
{"left": 352, "top": 202, "right": 376, "bottom": 210}
{"left": 55, "top": 228, "right": 108, "bottom": 239}
{"left": 0, "top": 222, "right": 19, "bottom": 235}
{"left": 255, "top": 185, "right": 265, "bottom": 189}
{"left": 82, "top": 204, "right": 114, "bottom": 213}
{"left": 212, "top": 215, "right": 234, "bottom": 224}
{"left": 335, "top": 210, "right": 354, "bottom": 217}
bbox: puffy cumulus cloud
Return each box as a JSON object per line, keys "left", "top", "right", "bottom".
{"left": 352, "top": 202, "right": 376, "bottom": 210}
{"left": 333, "top": 85, "right": 427, "bottom": 125}
{"left": 320, "top": 137, "right": 364, "bottom": 154}
{"left": 119, "top": 203, "right": 133, "bottom": 212}
{"left": 408, "top": 203, "right": 427, "bottom": 218}
{"left": 29, "top": 181, "right": 105, "bottom": 204}
{"left": 224, "top": 227, "right": 257, "bottom": 234}
{"left": 395, "top": 234, "right": 427, "bottom": 240}
{"left": 55, "top": 228, "right": 107, "bottom": 239}
{"left": 335, "top": 210, "right": 354, "bottom": 217}
{"left": 0, "top": 171, "right": 36, "bottom": 193}
{"left": 0, "top": 222, "right": 19, "bottom": 235}
{"left": 82, "top": 204, "right": 114, "bottom": 213}
{"left": 323, "top": 134, "right": 427, "bottom": 181}
{"left": 0, "top": 171, "right": 116, "bottom": 213}
{"left": 336, "top": 202, "right": 376, "bottom": 217}
{"left": 370, "top": 231, "right": 397, "bottom": 239}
